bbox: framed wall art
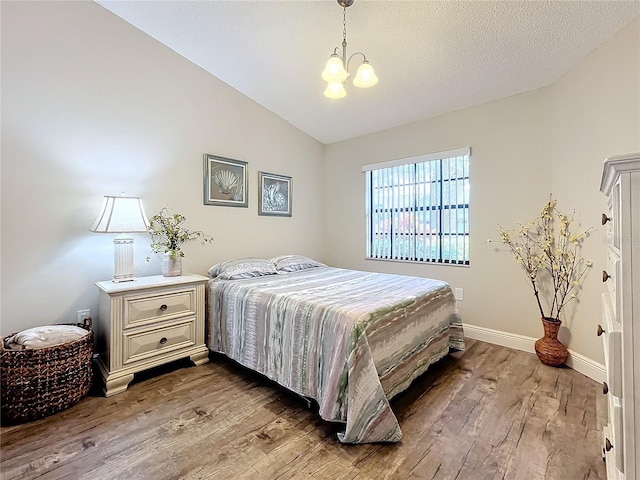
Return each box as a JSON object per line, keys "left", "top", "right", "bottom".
{"left": 203, "top": 154, "right": 248, "bottom": 207}
{"left": 258, "top": 172, "right": 292, "bottom": 217}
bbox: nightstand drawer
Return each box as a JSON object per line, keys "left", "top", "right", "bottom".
{"left": 123, "top": 320, "right": 196, "bottom": 364}
{"left": 124, "top": 289, "right": 196, "bottom": 328}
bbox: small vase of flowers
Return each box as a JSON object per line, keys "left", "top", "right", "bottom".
{"left": 498, "top": 197, "right": 592, "bottom": 365}
{"left": 147, "top": 207, "right": 214, "bottom": 277}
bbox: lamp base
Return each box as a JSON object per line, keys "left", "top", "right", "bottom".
{"left": 112, "top": 274, "right": 136, "bottom": 283}
{"left": 113, "top": 235, "right": 137, "bottom": 283}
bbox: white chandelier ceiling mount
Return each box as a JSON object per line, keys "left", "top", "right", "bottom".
{"left": 321, "top": 0, "right": 378, "bottom": 99}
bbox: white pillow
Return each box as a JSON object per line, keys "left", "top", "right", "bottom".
{"left": 4, "top": 325, "right": 89, "bottom": 350}
{"left": 208, "top": 258, "right": 278, "bottom": 280}
{"left": 270, "top": 255, "right": 326, "bottom": 272}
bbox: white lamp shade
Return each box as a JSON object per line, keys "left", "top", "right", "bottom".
{"left": 353, "top": 61, "right": 378, "bottom": 88}
{"left": 321, "top": 55, "right": 348, "bottom": 82}
{"left": 90, "top": 195, "right": 149, "bottom": 233}
{"left": 324, "top": 81, "right": 347, "bottom": 99}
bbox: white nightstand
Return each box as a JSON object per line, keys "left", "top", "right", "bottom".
{"left": 95, "top": 274, "right": 209, "bottom": 396}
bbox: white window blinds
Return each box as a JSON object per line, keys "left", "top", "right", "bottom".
{"left": 364, "top": 148, "right": 470, "bottom": 265}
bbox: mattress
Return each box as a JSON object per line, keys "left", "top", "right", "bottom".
{"left": 207, "top": 266, "right": 464, "bottom": 443}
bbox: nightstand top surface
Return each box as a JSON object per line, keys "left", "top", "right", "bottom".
{"left": 96, "top": 274, "right": 208, "bottom": 293}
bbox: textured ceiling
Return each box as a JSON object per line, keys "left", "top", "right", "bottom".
{"left": 97, "top": 1, "right": 640, "bottom": 145}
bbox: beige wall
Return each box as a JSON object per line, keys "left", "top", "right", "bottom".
{"left": 549, "top": 18, "right": 640, "bottom": 363}
{"left": 324, "top": 17, "right": 639, "bottom": 363}
{"left": 1, "top": 2, "right": 637, "bottom": 366}
{"left": 0, "top": 2, "right": 324, "bottom": 335}
{"left": 324, "top": 88, "right": 553, "bottom": 342}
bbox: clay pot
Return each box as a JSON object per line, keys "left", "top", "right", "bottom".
{"left": 534, "top": 317, "right": 569, "bottom": 366}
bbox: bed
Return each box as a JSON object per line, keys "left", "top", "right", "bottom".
{"left": 206, "top": 256, "right": 464, "bottom": 444}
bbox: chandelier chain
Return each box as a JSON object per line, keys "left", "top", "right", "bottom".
{"left": 342, "top": 7, "right": 347, "bottom": 44}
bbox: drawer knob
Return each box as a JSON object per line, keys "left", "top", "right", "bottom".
{"left": 597, "top": 324, "right": 605, "bottom": 336}
{"left": 159, "top": 337, "right": 168, "bottom": 345}
{"left": 601, "top": 213, "right": 611, "bottom": 225}
{"left": 602, "top": 270, "right": 611, "bottom": 282}
{"left": 160, "top": 304, "right": 168, "bottom": 312}
{"left": 602, "top": 382, "right": 609, "bottom": 395}
{"left": 605, "top": 438, "right": 613, "bottom": 452}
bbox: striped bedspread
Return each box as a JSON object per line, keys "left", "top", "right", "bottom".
{"left": 207, "top": 267, "right": 464, "bottom": 444}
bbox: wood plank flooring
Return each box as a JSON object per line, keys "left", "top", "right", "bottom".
{"left": 0, "top": 340, "right": 606, "bottom": 480}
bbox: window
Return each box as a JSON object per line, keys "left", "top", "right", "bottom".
{"left": 364, "top": 147, "right": 470, "bottom": 265}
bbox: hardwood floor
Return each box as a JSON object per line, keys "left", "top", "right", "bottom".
{"left": 0, "top": 340, "right": 606, "bottom": 480}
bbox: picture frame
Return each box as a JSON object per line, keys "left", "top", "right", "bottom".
{"left": 258, "top": 172, "right": 292, "bottom": 217}
{"left": 203, "top": 154, "right": 248, "bottom": 208}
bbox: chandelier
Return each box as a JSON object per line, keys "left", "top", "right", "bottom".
{"left": 321, "top": 0, "right": 378, "bottom": 99}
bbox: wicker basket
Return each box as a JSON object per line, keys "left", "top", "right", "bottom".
{"left": 1, "top": 318, "right": 93, "bottom": 424}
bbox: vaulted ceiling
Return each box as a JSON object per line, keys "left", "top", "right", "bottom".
{"left": 97, "top": 1, "right": 640, "bottom": 145}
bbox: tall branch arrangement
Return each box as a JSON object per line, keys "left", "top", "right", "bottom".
{"left": 147, "top": 208, "right": 213, "bottom": 260}
{"left": 498, "top": 198, "right": 592, "bottom": 323}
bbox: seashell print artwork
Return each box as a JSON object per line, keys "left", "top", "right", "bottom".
{"left": 212, "top": 169, "right": 240, "bottom": 195}
{"left": 258, "top": 171, "right": 292, "bottom": 217}
{"left": 263, "top": 183, "right": 286, "bottom": 211}
{"left": 204, "top": 154, "right": 248, "bottom": 207}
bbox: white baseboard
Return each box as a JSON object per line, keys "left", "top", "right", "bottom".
{"left": 462, "top": 323, "right": 606, "bottom": 384}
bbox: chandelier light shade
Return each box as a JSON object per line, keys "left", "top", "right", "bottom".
{"left": 321, "top": 54, "right": 348, "bottom": 82}
{"left": 324, "top": 81, "right": 347, "bottom": 99}
{"left": 353, "top": 60, "right": 378, "bottom": 88}
{"left": 322, "top": 0, "right": 378, "bottom": 98}
{"left": 90, "top": 194, "right": 150, "bottom": 283}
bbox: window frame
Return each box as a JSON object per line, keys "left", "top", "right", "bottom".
{"left": 363, "top": 147, "right": 470, "bottom": 266}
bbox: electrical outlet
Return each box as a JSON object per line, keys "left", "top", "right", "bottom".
{"left": 77, "top": 309, "right": 91, "bottom": 323}
{"left": 454, "top": 288, "right": 464, "bottom": 301}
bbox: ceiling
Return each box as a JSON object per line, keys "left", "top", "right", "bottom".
{"left": 96, "top": 1, "right": 639, "bottom": 145}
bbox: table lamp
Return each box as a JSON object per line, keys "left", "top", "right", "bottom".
{"left": 90, "top": 194, "right": 149, "bottom": 282}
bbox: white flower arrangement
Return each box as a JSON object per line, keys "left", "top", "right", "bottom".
{"left": 147, "top": 207, "right": 213, "bottom": 260}
{"left": 498, "top": 198, "right": 592, "bottom": 323}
